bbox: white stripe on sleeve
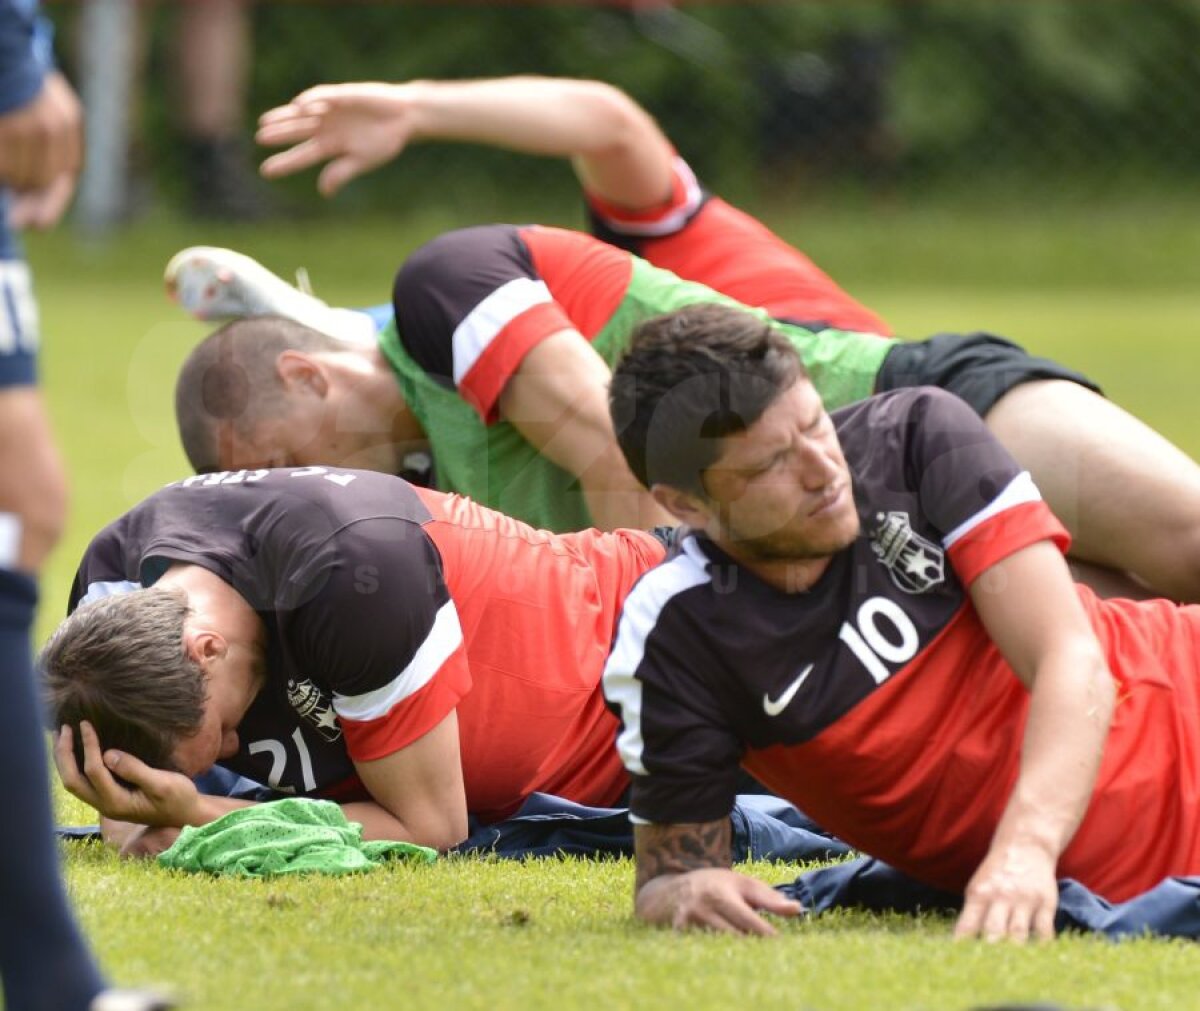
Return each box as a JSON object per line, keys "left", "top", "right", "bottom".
{"left": 595, "top": 157, "right": 704, "bottom": 238}
{"left": 942, "top": 471, "right": 1042, "bottom": 549}
{"left": 451, "top": 277, "right": 554, "bottom": 386}
{"left": 333, "top": 599, "right": 464, "bottom": 722}
{"left": 602, "top": 538, "right": 712, "bottom": 776}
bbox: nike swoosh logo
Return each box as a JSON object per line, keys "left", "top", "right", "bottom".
{"left": 763, "top": 664, "right": 814, "bottom": 717}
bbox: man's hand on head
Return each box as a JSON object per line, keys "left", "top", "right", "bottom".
{"left": 53, "top": 721, "right": 203, "bottom": 829}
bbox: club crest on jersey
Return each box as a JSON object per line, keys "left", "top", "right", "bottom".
{"left": 287, "top": 678, "right": 343, "bottom": 742}
{"left": 870, "top": 511, "right": 945, "bottom": 594}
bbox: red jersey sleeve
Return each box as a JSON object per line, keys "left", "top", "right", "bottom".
{"left": 584, "top": 153, "right": 705, "bottom": 238}
{"left": 943, "top": 472, "right": 1070, "bottom": 586}
{"left": 586, "top": 154, "right": 889, "bottom": 334}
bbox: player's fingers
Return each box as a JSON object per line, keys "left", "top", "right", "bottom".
{"left": 953, "top": 897, "right": 987, "bottom": 940}
{"left": 1003, "top": 902, "right": 1039, "bottom": 944}
{"left": 63, "top": 95, "right": 84, "bottom": 179}
{"left": 100, "top": 749, "right": 156, "bottom": 793}
{"left": 52, "top": 725, "right": 99, "bottom": 803}
{"left": 675, "top": 901, "right": 754, "bottom": 935}
{"left": 48, "top": 77, "right": 82, "bottom": 181}
{"left": 4, "top": 127, "right": 42, "bottom": 191}
{"left": 742, "top": 879, "right": 803, "bottom": 919}
{"left": 10, "top": 173, "right": 76, "bottom": 230}
{"left": 1031, "top": 901, "right": 1056, "bottom": 942}
{"left": 317, "top": 156, "right": 371, "bottom": 197}
{"left": 712, "top": 893, "right": 779, "bottom": 936}
{"left": 257, "top": 101, "right": 302, "bottom": 127}
{"left": 7, "top": 190, "right": 44, "bottom": 231}
{"left": 260, "top": 139, "right": 331, "bottom": 179}
{"left": 980, "top": 898, "right": 1014, "bottom": 943}
{"left": 289, "top": 85, "right": 344, "bottom": 107}
{"left": 74, "top": 721, "right": 132, "bottom": 812}
{"left": 255, "top": 116, "right": 325, "bottom": 148}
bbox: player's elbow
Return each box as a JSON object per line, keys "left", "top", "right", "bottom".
{"left": 578, "top": 81, "right": 664, "bottom": 154}
{"left": 424, "top": 812, "right": 468, "bottom": 853}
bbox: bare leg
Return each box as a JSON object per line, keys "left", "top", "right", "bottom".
{"left": 173, "top": 0, "right": 266, "bottom": 219}
{"left": 985, "top": 380, "right": 1200, "bottom": 602}
{"left": 175, "top": 0, "right": 250, "bottom": 138}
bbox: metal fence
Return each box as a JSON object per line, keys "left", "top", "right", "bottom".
{"left": 59, "top": 0, "right": 1200, "bottom": 227}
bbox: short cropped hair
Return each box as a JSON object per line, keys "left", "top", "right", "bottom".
{"left": 40, "top": 587, "right": 207, "bottom": 772}
{"left": 175, "top": 316, "right": 341, "bottom": 473}
{"left": 609, "top": 303, "right": 806, "bottom": 496}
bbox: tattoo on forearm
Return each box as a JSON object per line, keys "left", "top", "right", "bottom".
{"left": 635, "top": 819, "right": 732, "bottom": 891}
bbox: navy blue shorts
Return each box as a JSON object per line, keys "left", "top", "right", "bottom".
{"left": 875, "top": 331, "right": 1100, "bottom": 417}
{"left": 0, "top": 259, "right": 39, "bottom": 388}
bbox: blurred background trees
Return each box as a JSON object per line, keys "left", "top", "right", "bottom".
{"left": 50, "top": 0, "right": 1200, "bottom": 222}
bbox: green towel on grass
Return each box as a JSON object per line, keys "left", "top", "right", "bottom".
{"left": 157, "top": 798, "right": 437, "bottom": 877}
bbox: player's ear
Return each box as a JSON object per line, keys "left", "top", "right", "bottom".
{"left": 651, "top": 483, "right": 709, "bottom": 527}
{"left": 275, "top": 350, "right": 330, "bottom": 399}
{"left": 183, "top": 628, "right": 227, "bottom": 668}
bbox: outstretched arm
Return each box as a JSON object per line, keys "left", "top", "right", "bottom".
{"left": 633, "top": 819, "right": 802, "bottom": 935}
{"left": 956, "top": 540, "right": 1115, "bottom": 942}
{"left": 256, "top": 76, "right": 674, "bottom": 210}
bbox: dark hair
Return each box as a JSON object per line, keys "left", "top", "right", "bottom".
{"left": 175, "top": 315, "right": 341, "bottom": 472}
{"left": 39, "top": 587, "right": 207, "bottom": 772}
{"left": 609, "top": 303, "right": 805, "bottom": 495}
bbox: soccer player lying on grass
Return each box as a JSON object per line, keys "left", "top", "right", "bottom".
{"left": 42, "top": 466, "right": 664, "bottom": 855}
{"left": 167, "top": 75, "right": 1200, "bottom": 603}
{"left": 601, "top": 302, "right": 1200, "bottom": 942}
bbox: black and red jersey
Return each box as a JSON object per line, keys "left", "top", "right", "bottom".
{"left": 603, "top": 387, "right": 1200, "bottom": 901}
{"left": 70, "top": 468, "right": 664, "bottom": 822}
{"left": 390, "top": 155, "right": 889, "bottom": 428}
{"left": 394, "top": 223, "right": 635, "bottom": 423}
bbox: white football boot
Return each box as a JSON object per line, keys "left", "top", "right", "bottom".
{"left": 164, "top": 245, "right": 377, "bottom": 346}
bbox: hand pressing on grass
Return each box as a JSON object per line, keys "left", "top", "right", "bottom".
{"left": 632, "top": 818, "right": 802, "bottom": 935}
{"left": 53, "top": 721, "right": 204, "bottom": 830}
{"left": 953, "top": 838, "right": 1059, "bottom": 943}
{"left": 636, "top": 868, "right": 802, "bottom": 936}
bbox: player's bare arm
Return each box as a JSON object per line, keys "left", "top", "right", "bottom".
{"left": 497, "top": 328, "right": 675, "bottom": 530}
{"left": 257, "top": 76, "right": 674, "bottom": 210}
{"left": 349, "top": 710, "right": 469, "bottom": 851}
{"left": 956, "top": 539, "right": 1115, "bottom": 943}
{"left": 633, "top": 819, "right": 802, "bottom": 935}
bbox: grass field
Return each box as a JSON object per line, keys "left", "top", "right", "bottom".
{"left": 23, "top": 195, "right": 1200, "bottom": 1011}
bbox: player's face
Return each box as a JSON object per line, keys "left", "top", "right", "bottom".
{"left": 699, "top": 378, "right": 859, "bottom": 560}
{"left": 218, "top": 404, "right": 403, "bottom": 475}
{"left": 170, "top": 666, "right": 251, "bottom": 777}
{"left": 171, "top": 702, "right": 240, "bottom": 777}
